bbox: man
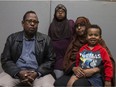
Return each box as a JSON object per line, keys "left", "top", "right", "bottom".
{"left": 0, "top": 10, "right": 55, "bottom": 87}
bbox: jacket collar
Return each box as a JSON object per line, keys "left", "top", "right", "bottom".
{"left": 15, "top": 31, "right": 45, "bottom": 42}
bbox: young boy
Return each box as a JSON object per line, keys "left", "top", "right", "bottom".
{"left": 67, "top": 24, "right": 113, "bottom": 87}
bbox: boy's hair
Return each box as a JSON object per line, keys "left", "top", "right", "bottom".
{"left": 88, "top": 24, "right": 102, "bottom": 36}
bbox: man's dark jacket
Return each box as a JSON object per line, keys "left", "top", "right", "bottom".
{"left": 1, "top": 31, "right": 56, "bottom": 78}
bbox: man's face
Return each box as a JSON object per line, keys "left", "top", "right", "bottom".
{"left": 22, "top": 13, "right": 39, "bottom": 37}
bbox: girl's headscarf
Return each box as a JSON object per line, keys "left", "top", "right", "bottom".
{"left": 54, "top": 4, "right": 67, "bottom": 21}
{"left": 48, "top": 4, "right": 71, "bottom": 40}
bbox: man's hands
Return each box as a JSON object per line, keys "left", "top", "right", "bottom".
{"left": 18, "top": 70, "right": 37, "bottom": 86}
{"left": 104, "top": 81, "right": 111, "bottom": 87}
{"left": 83, "top": 67, "right": 100, "bottom": 77}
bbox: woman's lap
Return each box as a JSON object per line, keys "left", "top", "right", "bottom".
{"left": 73, "top": 78, "right": 91, "bottom": 87}
{"left": 54, "top": 75, "right": 91, "bottom": 87}
{"left": 54, "top": 75, "right": 71, "bottom": 86}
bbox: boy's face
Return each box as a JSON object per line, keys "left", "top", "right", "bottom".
{"left": 86, "top": 28, "right": 101, "bottom": 47}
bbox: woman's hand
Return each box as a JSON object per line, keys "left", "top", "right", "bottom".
{"left": 72, "top": 66, "right": 85, "bottom": 78}
{"left": 83, "top": 67, "right": 100, "bottom": 77}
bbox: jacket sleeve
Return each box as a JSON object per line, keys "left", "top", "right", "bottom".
{"left": 37, "top": 36, "right": 56, "bottom": 76}
{"left": 1, "top": 35, "right": 21, "bottom": 78}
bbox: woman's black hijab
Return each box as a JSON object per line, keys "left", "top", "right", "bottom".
{"left": 48, "top": 4, "right": 71, "bottom": 40}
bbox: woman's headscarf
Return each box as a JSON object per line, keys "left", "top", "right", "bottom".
{"left": 54, "top": 4, "right": 67, "bottom": 21}
{"left": 48, "top": 4, "right": 71, "bottom": 40}
{"left": 63, "top": 16, "right": 91, "bottom": 71}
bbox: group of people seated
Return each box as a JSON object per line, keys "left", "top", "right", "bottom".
{"left": 0, "top": 4, "right": 115, "bottom": 87}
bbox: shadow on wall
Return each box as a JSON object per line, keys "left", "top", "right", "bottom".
{"left": 0, "top": 62, "right": 3, "bottom": 73}
{"left": 0, "top": 57, "right": 3, "bottom": 73}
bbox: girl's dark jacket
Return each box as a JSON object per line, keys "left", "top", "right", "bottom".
{"left": 1, "top": 31, "right": 56, "bottom": 78}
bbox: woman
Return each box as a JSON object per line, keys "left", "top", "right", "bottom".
{"left": 48, "top": 4, "right": 74, "bottom": 79}
{"left": 54, "top": 16, "right": 115, "bottom": 86}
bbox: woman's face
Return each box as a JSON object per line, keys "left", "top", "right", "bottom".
{"left": 76, "top": 25, "right": 86, "bottom": 36}
{"left": 56, "top": 9, "right": 65, "bottom": 20}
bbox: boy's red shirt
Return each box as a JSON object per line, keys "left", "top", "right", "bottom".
{"left": 76, "top": 44, "right": 113, "bottom": 81}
